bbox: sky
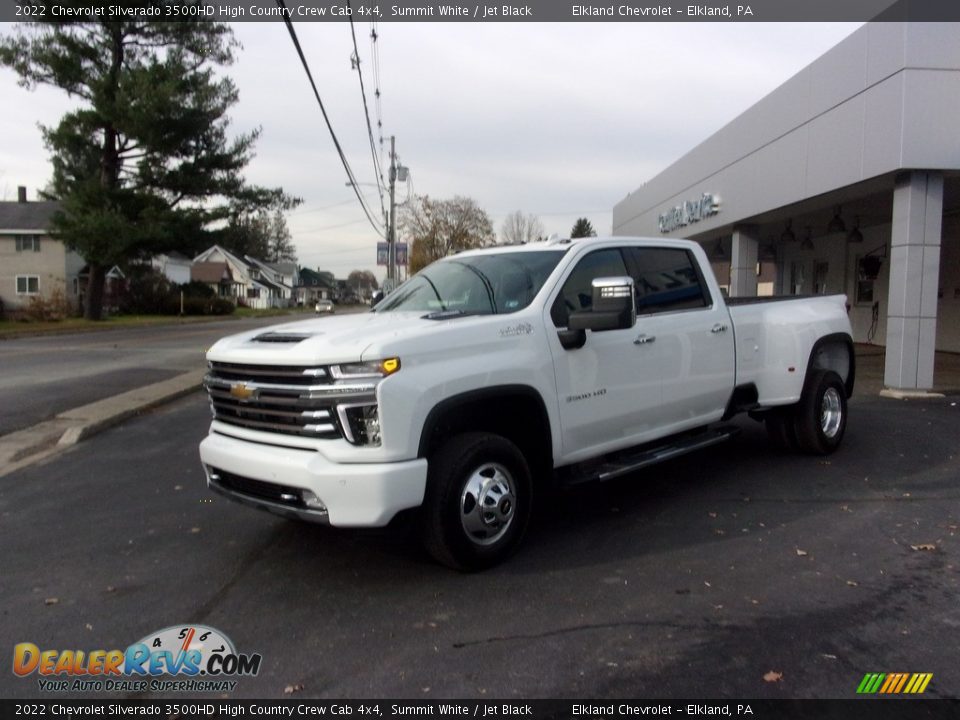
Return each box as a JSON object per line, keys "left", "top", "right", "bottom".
{"left": 0, "top": 21, "right": 862, "bottom": 279}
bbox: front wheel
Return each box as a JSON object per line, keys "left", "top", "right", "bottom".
{"left": 794, "top": 369, "right": 848, "bottom": 455}
{"left": 420, "top": 433, "right": 533, "bottom": 571}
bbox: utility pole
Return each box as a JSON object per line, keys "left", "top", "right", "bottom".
{"left": 388, "top": 135, "right": 397, "bottom": 286}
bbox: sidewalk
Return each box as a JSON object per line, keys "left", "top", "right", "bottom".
{"left": 853, "top": 344, "right": 960, "bottom": 397}
{"left": 0, "top": 369, "right": 204, "bottom": 478}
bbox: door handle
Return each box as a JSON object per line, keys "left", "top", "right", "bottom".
{"left": 711, "top": 324, "right": 728, "bottom": 334}
{"left": 634, "top": 334, "right": 656, "bottom": 345}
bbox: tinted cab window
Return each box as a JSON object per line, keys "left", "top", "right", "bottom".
{"left": 624, "top": 247, "right": 710, "bottom": 315}
{"left": 550, "top": 248, "right": 628, "bottom": 327}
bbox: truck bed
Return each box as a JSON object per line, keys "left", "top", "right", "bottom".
{"left": 728, "top": 294, "right": 852, "bottom": 406}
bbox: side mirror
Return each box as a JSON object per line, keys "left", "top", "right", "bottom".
{"left": 568, "top": 276, "right": 636, "bottom": 332}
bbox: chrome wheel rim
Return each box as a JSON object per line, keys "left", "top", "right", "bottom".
{"left": 821, "top": 387, "right": 843, "bottom": 438}
{"left": 460, "top": 463, "right": 516, "bottom": 546}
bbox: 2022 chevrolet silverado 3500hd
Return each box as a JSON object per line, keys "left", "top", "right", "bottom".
{"left": 200, "top": 236, "right": 854, "bottom": 569}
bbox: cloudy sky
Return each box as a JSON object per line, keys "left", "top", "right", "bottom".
{"left": 0, "top": 21, "right": 861, "bottom": 278}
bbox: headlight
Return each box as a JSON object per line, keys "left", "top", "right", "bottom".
{"left": 330, "top": 358, "right": 400, "bottom": 380}
{"left": 331, "top": 358, "right": 399, "bottom": 446}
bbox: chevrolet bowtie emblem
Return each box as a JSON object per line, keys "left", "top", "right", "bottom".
{"left": 229, "top": 382, "right": 256, "bottom": 401}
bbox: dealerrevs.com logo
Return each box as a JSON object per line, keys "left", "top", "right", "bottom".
{"left": 13, "top": 625, "right": 262, "bottom": 693}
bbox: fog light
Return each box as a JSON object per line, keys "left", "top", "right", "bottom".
{"left": 338, "top": 403, "right": 382, "bottom": 446}
{"left": 301, "top": 489, "right": 327, "bottom": 511}
{"left": 362, "top": 408, "right": 381, "bottom": 445}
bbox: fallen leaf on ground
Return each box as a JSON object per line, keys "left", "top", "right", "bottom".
{"left": 796, "top": 548, "right": 808, "bottom": 556}
{"left": 283, "top": 684, "right": 304, "bottom": 695}
{"left": 847, "top": 580, "right": 859, "bottom": 587}
{"left": 910, "top": 544, "right": 937, "bottom": 551}
{"left": 763, "top": 671, "right": 783, "bottom": 683}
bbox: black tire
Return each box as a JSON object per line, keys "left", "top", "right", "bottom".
{"left": 765, "top": 408, "right": 800, "bottom": 452}
{"left": 794, "top": 369, "right": 848, "bottom": 455}
{"left": 420, "top": 432, "right": 532, "bottom": 571}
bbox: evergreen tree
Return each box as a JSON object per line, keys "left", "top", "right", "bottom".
{"left": 0, "top": 18, "right": 297, "bottom": 319}
{"left": 570, "top": 217, "right": 597, "bottom": 239}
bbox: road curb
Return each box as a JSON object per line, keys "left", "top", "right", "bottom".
{"left": 0, "top": 369, "right": 206, "bottom": 477}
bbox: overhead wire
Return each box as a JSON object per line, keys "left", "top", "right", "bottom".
{"left": 275, "top": 0, "right": 385, "bottom": 239}
{"left": 369, "top": 21, "right": 387, "bottom": 180}
{"left": 346, "top": 3, "right": 387, "bottom": 220}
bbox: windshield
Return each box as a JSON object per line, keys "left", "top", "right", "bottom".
{"left": 375, "top": 251, "right": 563, "bottom": 315}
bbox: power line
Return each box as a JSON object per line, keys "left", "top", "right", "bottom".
{"left": 369, "top": 22, "right": 387, "bottom": 179}
{"left": 288, "top": 197, "right": 358, "bottom": 215}
{"left": 275, "top": 0, "right": 385, "bottom": 239}
{"left": 347, "top": 4, "right": 387, "bottom": 220}
{"left": 296, "top": 217, "right": 372, "bottom": 233}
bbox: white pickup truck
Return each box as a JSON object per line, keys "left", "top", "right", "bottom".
{"left": 200, "top": 237, "right": 854, "bottom": 569}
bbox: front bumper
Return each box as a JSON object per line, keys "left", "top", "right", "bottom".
{"left": 199, "top": 431, "right": 428, "bottom": 527}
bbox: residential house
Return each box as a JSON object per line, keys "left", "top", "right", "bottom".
{"left": 297, "top": 268, "right": 337, "bottom": 305}
{"left": 192, "top": 245, "right": 292, "bottom": 309}
{"left": 245, "top": 256, "right": 294, "bottom": 307}
{"left": 191, "top": 261, "right": 241, "bottom": 299}
{"left": 268, "top": 261, "right": 300, "bottom": 302}
{"left": 0, "top": 186, "right": 84, "bottom": 314}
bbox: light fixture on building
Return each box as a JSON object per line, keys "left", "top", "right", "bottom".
{"left": 847, "top": 216, "right": 864, "bottom": 243}
{"left": 713, "top": 239, "right": 725, "bottom": 259}
{"left": 801, "top": 227, "right": 815, "bottom": 250}
{"left": 760, "top": 240, "right": 777, "bottom": 261}
{"left": 781, "top": 219, "right": 796, "bottom": 243}
{"left": 858, "top": 243, "right": 887, "bottom": 280}
{"left": 827, "top": 205, "right": 846, "bottom": 233}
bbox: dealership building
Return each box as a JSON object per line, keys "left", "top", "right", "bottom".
{"left": 613, "top": 22, "right": 959, "bottom": 392}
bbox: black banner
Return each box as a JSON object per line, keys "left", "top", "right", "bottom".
{"left": 4, "top": 0, "right": 960, "bottom": 23}
{"left": 2, "top": 700, "right": 960, "bottom": 720}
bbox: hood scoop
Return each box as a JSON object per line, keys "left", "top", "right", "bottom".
{"left": 253, "top": 331, "right": 317, "bottom": 344}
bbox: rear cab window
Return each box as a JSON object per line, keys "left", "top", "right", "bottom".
{"left": 623, "top": 246, "right": 712, "bottom": 315}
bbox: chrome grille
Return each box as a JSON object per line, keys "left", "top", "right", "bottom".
{"left": 205, "top": 361, "right": 344, "bottom": 438}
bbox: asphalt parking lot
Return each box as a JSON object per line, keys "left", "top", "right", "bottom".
{"left": 1, "top": 391, "right": 958, "bottom": 700}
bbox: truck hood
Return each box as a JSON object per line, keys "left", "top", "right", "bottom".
{"left": 206, "top": 311, "right": 480, "bottom": 365}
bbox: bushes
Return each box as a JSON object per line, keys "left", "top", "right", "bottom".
{"left": 25, "top": 287, "right": 72, "bottom": 321}
{"left": 175, "top": 296, "right": 234, "bottom": 316}
{"left": 120, "top": 267, "right": 173, "bottom": 315}
{"left": 119, "top": 268, "right": 234, "bottom": 316}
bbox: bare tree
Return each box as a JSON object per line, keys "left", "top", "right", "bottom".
{"left": 401, "top": 195, "right": 495, "bottom": 274}
{"left": 500, "top": 210, "right": 545, "bottom": 245}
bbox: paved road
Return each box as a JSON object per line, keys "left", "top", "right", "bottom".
{"left": 2, "top": 392, "right": 958, "bottom": 700}
{"left": 0, "top": 313, "right": 316, "bottom": 435}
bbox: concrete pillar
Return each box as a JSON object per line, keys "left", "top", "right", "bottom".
{"left": 730, "top": 226, "right": 759, "bottom": 297}
{"left": 884, "top": 172, "right": 943, "bottom": 391}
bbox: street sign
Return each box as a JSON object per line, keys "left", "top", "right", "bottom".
{"left": 377, "top": 242, "right": 408, "bottom": 266}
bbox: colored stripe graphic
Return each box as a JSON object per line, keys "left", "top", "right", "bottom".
{"left": 857, "top": 672, "right": 932, "bottom": 694}
{"left": 857, "top": 673, "right": 887, "bottom": 695}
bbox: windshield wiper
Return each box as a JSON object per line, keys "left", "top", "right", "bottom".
{"left": 450, "top": 261, "right": 496, "bottom": 313}
{"left": 422, "top": 309, "right": 477, "bottom": 321}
